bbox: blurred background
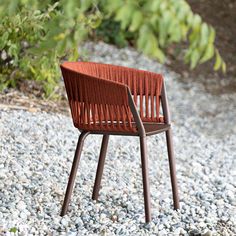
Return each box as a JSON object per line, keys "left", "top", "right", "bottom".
{"left": 0, "top": 0, "right": 235, "bottom": 100}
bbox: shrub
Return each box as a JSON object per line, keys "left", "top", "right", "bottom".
{"left": 94, "top": 19, "right": 134, "bottom": 48}
{"left": 0, "top": 0, "right": 101, "bottom": 97}
{"left": 94, "top": 0, "right": 225, "bottom": 71}
{"left": 0, "top": 0, "right": 225, "bottom": 98}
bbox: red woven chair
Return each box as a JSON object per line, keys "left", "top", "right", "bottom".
{"left": 60, "top": 61, "right": 179, "bottom": 223}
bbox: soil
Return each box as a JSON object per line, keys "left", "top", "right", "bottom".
{"left": 0, "top": 88, "right": 70, "bottom": 116}
{"left": 167, "top": 0, "right": 236, "bottom": 95}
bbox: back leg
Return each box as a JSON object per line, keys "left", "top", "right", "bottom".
{"left": 166, "top": 129, "right": 180, "bottom": 210}
{"left": 140, "top": 136, "right": 151, "bottom": 223}
{"left": 92, "top": 135, "right": 109, "bottom": 200}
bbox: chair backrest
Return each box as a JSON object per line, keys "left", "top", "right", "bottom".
{"left": 61, "top": 62, "right": 136, "bottom": 133}
{"left": 60, "top": 62, "right": 164, "bottom": 133}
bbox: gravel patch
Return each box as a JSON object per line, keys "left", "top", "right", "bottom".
{"left": 0, "top": 42, "right": 235, "bottom": 235}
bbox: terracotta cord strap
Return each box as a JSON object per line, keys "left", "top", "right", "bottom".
{"left": 60, "top": 62, "right": 164, "bottom": 133}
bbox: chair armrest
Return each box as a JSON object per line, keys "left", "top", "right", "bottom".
{"left": 61, "top": 63, "right": 137, "bottom": 133}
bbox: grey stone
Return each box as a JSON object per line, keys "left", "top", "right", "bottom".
{"left": 0, "top": 41, "right": 235, "bottom": 235}
{"left": 189, "top": 229, "right": 201, "bottom": 236}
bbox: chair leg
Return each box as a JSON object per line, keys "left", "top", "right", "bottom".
{"left": 140, "top": 136, "right": 151, "bottom": 223}
{"left": 60, "top": 131, "right": 89, "bottom": 216}
{"left": 92, "top": 135, "right": 109, "bottom": 200}
{"left": 165, "top": 129, "right": 180, "bottom": 210}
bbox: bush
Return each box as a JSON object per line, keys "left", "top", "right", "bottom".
{"left": 94, "top": 0, "right": 225, "bottom": 71}
{"left": 0, "top": 0, "right": 225, "bottom": 98}
{"left": 94, "top": 19, "right": 134, "bottom": 48}
{"left": 0, "top": 0, "right": 101, "bottom": 97}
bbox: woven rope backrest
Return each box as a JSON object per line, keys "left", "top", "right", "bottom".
{"left": 61, "top": 62, "right": 136, "bottom": 133}
{"left": 71, "top": 62, "right": 164, "bottom": 123}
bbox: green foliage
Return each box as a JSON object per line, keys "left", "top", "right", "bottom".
{"left": 0, "top": 0, "right": 101, "bottom": 97}
{"left": 9, "top": 227, "right": 17, "bottom": 233}
{"left": 94, "top": 19, "right": 134, "bottom": 48}
{"left": 0, "top": 0, "right": 226, "bottom": 98}
{"left": 93, "top": 0, "right": 225, "bottom": 71}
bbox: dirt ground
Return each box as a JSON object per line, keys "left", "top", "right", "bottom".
{"left": 188, "top": 0, "right": 236, "bottom": 78}
{"left": 168, "top": 0, "right": 236, "bottom": 94}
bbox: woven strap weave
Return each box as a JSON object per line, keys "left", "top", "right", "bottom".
{"left": 60, "top": 62, "right": 163, "bottom": 133}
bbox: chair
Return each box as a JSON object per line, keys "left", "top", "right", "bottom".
{"left": 60, "top": 61, "right": 179, "bottom": 223}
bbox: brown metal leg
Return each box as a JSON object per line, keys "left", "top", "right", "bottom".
{"left": 92, "top": 135, "right": 109, "bottom": 200}
{"left": 165, "top": 129, "right": 180, "bottom": 210}
{"left": 140, "top": 136, "right": 151, "bottom": 223}
{"left": 60, "top": 131, "right": 89, "bottom": 216}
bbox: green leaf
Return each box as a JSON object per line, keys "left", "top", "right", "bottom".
{"left": 137, "top": 24, "right": 151, "bottom": 48}
{"left": 150, "top": 14, "right": 159, "bottom": 30}
{"left": 176, "top": 4, "right": 188, "bottom": 21}
{"left": 137, "top": 32, "right": 146, "bottom": 50}
{"left": 139, "top": 29, "right": 165, "bottom": 63}
{"left": 158, "top": 12, "right": 172, "bottom": 47}
{"left": 2, "top": 32, "right": 9, "bottom": 42}
{"left": 9, "top": 227, "right": 17, "bottom": 233}
{"left": 190, "top": 49, "right": 200, "bottom": 69}
{"left": 184, "top": 48, "right": 192, "bottom": 64}
{"left": 70, "top": 48, "right": 79, "bottom": 61}
{"left": 222, "top": 61, "right": 226, "bottom": 74}
{"left": 143, "top": 33, "right": 156, "bottom": 55}
{"left": 150, "top": 0, "right": 161, "bottom": 12}
{"left": 105, "top": 0, "right": 123, "bottom": 14}
{"left": 187, "top": 12, "right": 194, "bottom": 25}
{"left": 192, "top": 14, "right": 202, "bottom": 29}
{"left": 169, "top": 23, "right": 182, "bottom": 42}
{"left": 180, "top": 24, "right": 188, "bottom": 40}
{"left": 7, "top": 1, "right": 19, "bottom": 14}
{"left": 189, "top": 31, "right": 199, "bottom": 48}
{"left": 115, "top": 4, "right": 135, "bottom": 29}
{"left": 214, "top": 49, "right": 222, "bottom": 71}
{"left": 153, "top": 46, "right": 165, "bottom": 63}
{"left": 129, "top": 10, "right": 143, "bottom": 32}
{"left": 80, "top": 0, "right": 93, "bottom": 12}
{"left": 208, "top": 26, "right": 216, "bottom": 43}
{"left": 200, "top": 23, "right": 208, "bottom": 47}
{"left": 200, "top": 44, "right": 214, "bottom": 63}
{"left": 160, "top": 2, "right": 168, "bottom": 11}
{"left": 0, "top": 32, "right": 9, "bottom": 49}
{"left": 88, "top": 14, "right": 102, "bottom": 29}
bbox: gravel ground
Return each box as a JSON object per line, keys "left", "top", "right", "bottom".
{"left": 0, "top": 42, "right": 236, "bottom": 235}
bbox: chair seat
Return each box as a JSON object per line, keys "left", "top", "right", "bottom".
{"left": 143, "top": 123, "right": 170, "bottom": 136}
{"left": 84, "top": 122, "right": 170, "bottom": 136}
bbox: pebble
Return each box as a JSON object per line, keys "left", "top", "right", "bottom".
{"left": 0, "top": 41, "right": 235, "bottom": 235}
{"left": 189, "top": 229, "right": 201, "bottom": 236}
{"left": 19, "top": 211, "right": 27, "bottom": 220}
{"left": 201, "top": 230, "right": 213, "bottom": 236}
{"left": 17, "top": 201, "right": 26, "bottom": 211}
{"left": 60, "top": 218, "right": 69, "bottom": 227}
